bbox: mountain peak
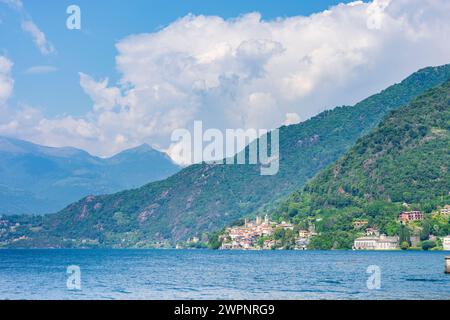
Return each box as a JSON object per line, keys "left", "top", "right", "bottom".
{"left": 112, "top": 143, "right": 158, "bottom": 157}
{"left": 0, "top": 135, "right": 90, "bottom": 158}
{"left": 0, "top": 137, "right": 180, "bottom": 215}
{"left": 132, "top": 143, "right": 154, "bottom": 152}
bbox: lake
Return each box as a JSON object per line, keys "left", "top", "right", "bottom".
{"left": 0, "top": 249, "right": 449, "bottom": 300}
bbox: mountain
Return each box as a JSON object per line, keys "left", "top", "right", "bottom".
{"left": 0, "top": 137, "right": 180, "bottom": 215}
{"left": 274, "top": 80, "right": 450, "bottom": 249}
{"left": 5, "top": 63, "right": 450, "bottom": 248}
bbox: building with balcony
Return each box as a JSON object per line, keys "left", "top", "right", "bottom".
{"left": 399, "top": 211, "right": 423, "bottom": 223}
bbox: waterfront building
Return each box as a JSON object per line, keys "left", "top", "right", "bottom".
{"left": 443, "top": 236, "right": 450, "bottom": 251}
{"left": 353, "top": 234, "right": 399, "bottom": 250}
{"left": 353, "top": 236, "right": 378, "bottom": 250}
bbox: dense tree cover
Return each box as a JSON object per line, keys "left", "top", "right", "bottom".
{"left": 272, "top": 81, "right": 450, "bottom": 249}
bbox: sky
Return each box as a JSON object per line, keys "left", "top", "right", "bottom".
{"left": 1, "top": 0, "right": 450, "bottom": 164}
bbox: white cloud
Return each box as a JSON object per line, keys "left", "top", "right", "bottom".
{"left": 0, "top": 0, "right": 23, "bottom": 10}
{"left": 79, "top": 73, "right": 122, "bottom": 111}
{"left": 0, "top": 56, "right": 14, "bottom": 104}
{"left": 21, "top": 20, "right": 55, "bottom": 55}
{"left": 1, "top": 0, "right": 55, "bottom": 55}
{"left": 283, "top": 113, "right": 301, "bottom": 126}
{"left": 2, "top": 0, "right": 450, "bottom": 163}
{"left": 166, "top": 139, "right": 192, "bottom": 166}
{"left": 24, "top": 65, "right": 58, "bottom": 74}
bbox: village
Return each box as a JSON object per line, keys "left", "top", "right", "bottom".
{"left": 218, "top": 214, "right": 317, "bottom": 250}
{"left": 215, "top": 205, "right": 450, "bottom": 251}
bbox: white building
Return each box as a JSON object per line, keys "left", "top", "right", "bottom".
{"left": 443, "top": 236, "right": 450, "bottom": 251}
{"left": 353, "top": 236, "right": 378, "bottom": 250}
{"left": 353, "top": 234, "right": 399, "bottom": 250}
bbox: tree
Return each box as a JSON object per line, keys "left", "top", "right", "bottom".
{"left": 274, "top": 228, "right": 285, "bottom": 240}
{"left": 399, "top": 225, "right": 411, "bottom": 246}
{"left": 420, "top": 221, "right": 432, "bottom": 241}
{"left": 400, "top": 241, "right": 409, "bottom": 250}
{"left": 208, "top": 231, "right": 222, "bottom": 250}
{"left": 421, "top": 240, "right": 436, "bottom": 251}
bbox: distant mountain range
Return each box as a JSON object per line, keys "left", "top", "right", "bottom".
{"left": 6, "top": 63, "right": 450, "bottom": 248}
{"left": 0, "top": 137, "right": 180, "bottom": 215}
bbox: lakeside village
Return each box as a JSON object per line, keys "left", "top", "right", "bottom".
{"left": 179, "top": 205, "right": 450, "bottom": 251}
{"left": 2, "top": 205, "right": 450, "bottom": 250}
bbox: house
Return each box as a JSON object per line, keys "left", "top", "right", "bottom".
{"left": 365, "top": 227, "right": 380, "bottom": 236}
{"left": 440, "top": 205, "right": 450, "bottom": 216}
{"left": 278, "top": 221, "right": 294, "bottom": 230}
{"left": 399, "top": 211, "right": 423, "bottom": 223}
{"left": 443, "top": 236, "right": 450, "bottom": 251}
{"left": 220, "top": 242, "right": 233, "bottom": 250}
{"left": 188, "top": 236, "right": 199, "bottom": 243}
{"left": 352, "top": 220, "right": 368, "bottom": 229}
{"left": 353, "top": 234, "right": 399, "bottom": 250}
{"left": 298, "top": 230, "right": 310, "bottom": 238}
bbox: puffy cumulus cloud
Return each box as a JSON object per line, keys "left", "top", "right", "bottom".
{"left": 0, "top": 103, "right": 109, "bottom": 155}
{"left": 79, "top": 73, "right": 123, "bottom": 111}
{"left": 0, "top": 56, "right": 14, "bottom": 104}
{"left": 3, "top": 0, "right": 450, "bottom": 162}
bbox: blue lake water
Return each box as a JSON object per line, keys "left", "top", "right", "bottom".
{"left": 0, "top": 249, "right": 449, "bottom": 300}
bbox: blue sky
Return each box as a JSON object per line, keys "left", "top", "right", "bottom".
{"left": 1, "top": 0, "right": 450, "bottom": 162}
{"left": 1, "top": 0, "right": 353, "bottom": 117}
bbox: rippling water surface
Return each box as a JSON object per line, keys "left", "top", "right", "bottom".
{"left": 0, "top": 249, "right": 449, "bottom": 300}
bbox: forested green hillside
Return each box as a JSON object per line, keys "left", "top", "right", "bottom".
{"left": 274, "top": 81, "right": 450, "bottom": 249}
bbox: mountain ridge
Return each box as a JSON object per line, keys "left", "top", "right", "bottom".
{"left": 0, "top": 137, "right": 181, "bottom": 215}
